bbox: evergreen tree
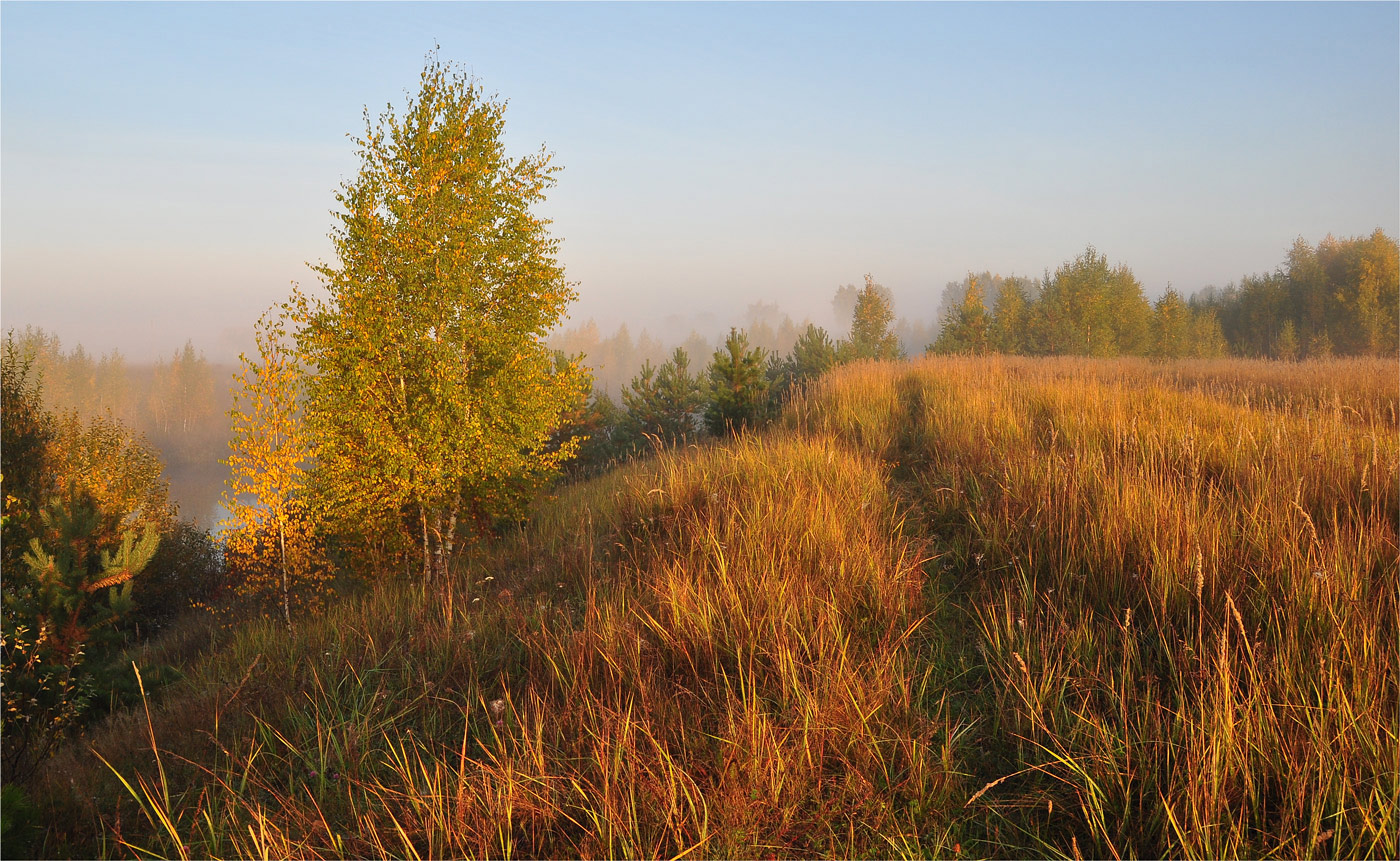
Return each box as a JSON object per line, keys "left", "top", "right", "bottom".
{"left": 621, "top": 348, "right": 702, "bottom": 450}
{"left": 657, "top": 349, "right": 703, "bottom": 439}
{"left": 2, "top": 488, "right": 159, "bottom": 778}
{"left": 555, "top": 389, "right": 625, "bottom": 476}
{"left": 770, "top": 323, "right": 838, "bottom": 404}
{"left": 704, "top": 328, "right": 770, "bottom": 436}
{"left": 788, "top": 323, "right": 839, "bottom": 380}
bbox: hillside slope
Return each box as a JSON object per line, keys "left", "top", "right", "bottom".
{"left": 30, "top": 356, "right": 1399, "bottom": 860}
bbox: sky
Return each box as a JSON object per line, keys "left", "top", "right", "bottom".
{"left": 3, "top": 1, "right": 1398, "bottom": 362}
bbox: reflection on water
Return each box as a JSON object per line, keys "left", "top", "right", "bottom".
{"left": 164, "top": 460, "right": 233, "bottom": 535}
{"left": 209, "top": 500, "right": 234, "bottom": 538}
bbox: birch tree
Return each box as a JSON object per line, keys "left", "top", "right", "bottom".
{"left": 223, "top": 309, "right": 326, "bottom": 627}
{"left": 295, "top": 55, "right": 585, "bottom": 583}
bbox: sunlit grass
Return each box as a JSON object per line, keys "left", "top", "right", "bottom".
{"left": 795, "top": 355, "right": 1398, "bottom": 858}
{"left": 30, "top": 355, "right": 1398, "bottom": 860}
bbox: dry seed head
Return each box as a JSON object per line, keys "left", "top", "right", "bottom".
{"left": 1193, "top": 549, "right": 1204, "bottom": 600}
{"left": 1227, "top": 594, "right": 1247, "bottom": 640}
{"left": 1013, "top": 651, "right": 1030, "bottom": 677}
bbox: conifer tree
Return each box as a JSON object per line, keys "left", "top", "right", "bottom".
{"left": 554, "top": 387, "right": 625, "bottom": 476}
{"left": 770, "top": 323, "right": 838, "bottom": 403}
{"left": 2, "top": 489, "right": 158, "bottom": 777}
{"left": 625, "top": 347, "right": 702, "bottom": 445}
{"left": 704, "top": 328, "right": 770, "bottom": 436}
{"left": 621, "top": 349, "right": 702, "bottom": 453}
{"left": 787, "top": 323, "right": 838, "bottom": 380}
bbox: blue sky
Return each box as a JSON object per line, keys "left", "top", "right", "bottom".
{"left": 3, "top": 1, "right": 1397, "bottom": 360}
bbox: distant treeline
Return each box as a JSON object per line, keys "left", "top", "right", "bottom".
{"left": 933, "top": 230, "right": 1398, "bottom": 360}
{"left": 6, "top": 328, "right": 235, "bottom": 523}
{"left": 556, "top": 231, "right": 1397, "bottom": 398}
{"left": 1194, "top": 231, "right": 1398, "bottom": 359}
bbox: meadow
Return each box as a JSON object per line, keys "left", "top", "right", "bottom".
{"left": 23, "top": 355, "right": 1398, "bottom": 859}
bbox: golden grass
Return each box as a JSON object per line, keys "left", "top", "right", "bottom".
{"left": 30, "top": 355, "right": 1398, "bottom": 859}
{"left": 794, "top": 355, "right": 1398, "bottom": 858}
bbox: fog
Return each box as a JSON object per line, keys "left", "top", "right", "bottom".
{"left": 6, "top": 5, "right": 1394, "bottom": 367}
{"left": 6, "top": 279, "right": 943, "bottom": 523}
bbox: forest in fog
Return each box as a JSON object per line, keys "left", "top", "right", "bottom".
{"left": 5, "top": 330, "right": 235, "bottom": 526}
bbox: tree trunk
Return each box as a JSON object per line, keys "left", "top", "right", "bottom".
{"left": 443, "top": 505, "right": 459, "bottom": 572}
{"left": 278, "top": 517, "right": 291, "bottom": 631}
{"left": 420, "top": 504, "right": 432, "bottom": 582}
{"left": 430, "top": 508, "right": 447, "bottom": 583}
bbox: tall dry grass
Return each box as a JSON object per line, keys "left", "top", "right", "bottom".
{"left": 793, "top": 355, "right": 1398, "bottom": 858}
{"left": 36, "top": 433, "right": 961, "bottom": 858}
{"left": 30, "top": 355, "right": 1397, "bottom": 859}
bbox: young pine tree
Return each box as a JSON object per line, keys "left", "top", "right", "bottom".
{"left": 653, "top": 348, "right": 703, "bottom": 443}
{"left": 770, "top": 323, "right": 838, "bottom": 404}
{"left": 2, "top": 489, "right": 158, "bottom": 778}
{"left": 704, "top": 329, "right": 770, "bottom": 436}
